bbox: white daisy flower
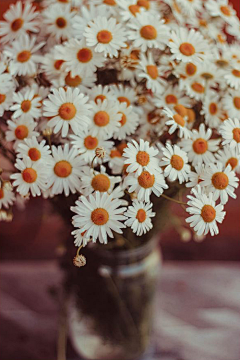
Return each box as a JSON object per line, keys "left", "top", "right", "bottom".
{"left": 179, "top": 124, "right": 220, "bottom": 166}
{"left": 43, "top": 87, "right": 91, "bottom": 138}
{"left": 16, "top": 137, "right": 51, "bottom": 163}
{"left": 153, "top": 84, "right": 191, "bottom": 109}
{"left": 71, "top": 191, "right": 127, "bottom": 244}
{"left": 6, "top": 117, "right": 39, "bottom": 149}
{"left": 186, "top": 185, "right": 226, "bottom": 236}
{"left": 40, "top": 49, "right": 65, "bottom": 81}
{"left": 0, "top": 183, "right": 15, "bottom": 209}
{"left": 160, "top": 143, "right": 190, "bottom": 184}
{"left": 58, "top": 38, "right": 105, "bottom": 77}
{"left": 224, "top": 64, "right": 240, "bottom": 90}
{"left": 117, "top": 0, "right": 143, "bottom": 21}
{"left": 176, "top": 0, "right": 202, "bottom": 17}
{"left": 84, "top": 16, "right": 127, "bottom": 58}
{"left": 186, "top": 163, "right": 205, "bottom": 188}
{"left": 201, "top": 90, "right": 224, "bottom": 128}
{"left": 201, "top": 162, "right": 239, "bottom": 204}
{"left": 47, "top": 144, "right": 84, "bottom": 197}
{"left": 106, "top": 148, "right": 125, "bottom": 175}
{"left": 168, "top": 28, "right": 209, "bottom": 63}
{"left": 70, "top": 131, "right": 113, "bottom": 164}
{"left": 197, "top": 61, "right": 223, "bottom": 89}
{"left": 173, "top": 61, "right": 199, "bottom": 80}
{"left": 163, "top": 107, "right": 191, "bottom": 139}
{"left": 222, "top": 89, "right": 240, "bottom": 118}
{"left": 138, "top": 53, "right": 166, "bottom": 93}
{"left": 4, "top": 34, "right": 44, "bottom": 76}
{"left": 184, "top": 76, "right": 206, "bottom": 101}
{"left": 88, "top": 99, "right": 121, "bottom": 139}
{"left": 10, "top": 156, "right": 49, "bottom": 197}
{"left": 80, "top": 165, "right": 121, "bottom": 196}
{"left": 54, "top": 71, "right": 97, "bottom": 94}
{"left": 219, "top": 118, "right": 240, "bottom": 151}
{"left": 126, "top": 168, "right": 168, "bottom": 202}
{"left": 215, "top": 145, "right": 240, "bottom": 173}
{"left": 113, "top": 103, "right": 139, "bottom": 141}
{"left": 127, "top": 12, "right": 169, "bottom": 52}
{"left": 109, "top": 84, "right": 137, "bottom": 107}
{"left": 0, "top": 63, "right": 14, "bottom": 91}
{"left": 0, "top": 1, "right": 39, "bottom": 44}
{"left": 123, "top": 139, "right": 159, "bottom": 176}
{"left": 71, "top": 228, "right": 91, "bottom": 248}
{"left": 42, "top": 4, "right": 75, "bottom": 41}
{"left": 10, "top": 88, "right": 41, "bottom": 120}
{"left": 205, "top": 0, "right": 238, "bottom": 25}
{"left": 0, "top": 90, "right": 14, "bottom": 116}
{"left": 124, "top": 200, "right": 155, "bottom": 236}
{"left": 87, "top": 85, "right": 114, "bottom": 104}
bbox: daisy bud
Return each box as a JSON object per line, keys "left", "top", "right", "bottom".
{"left": 3, "top": 181, "right": 13, "bottom": 191}
{"left": 73, "top": 255, "right": 87, "bottom": 268}
{"left": 95, "top": 147, "right": 105, "bottom": 159}
{"left": 42, "top": 127, "right": 53, "bottom": 137}
{"left": 180, "top": 229, "right": 191, "bottom": 242}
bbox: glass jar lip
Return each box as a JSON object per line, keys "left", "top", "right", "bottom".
{"left": 91, "top": 235, "right": 160, "bottom": 265}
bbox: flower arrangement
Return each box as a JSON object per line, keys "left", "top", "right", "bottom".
{"left": 0, "top": 0, "right": 240, "bottom": 267}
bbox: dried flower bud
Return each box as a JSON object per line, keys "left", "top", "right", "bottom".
{"left": 3, "top": 181, "right": 13, "bottom": 191}
{"left": 42, "top": 127, "right": 53, "bottom": 136}
{"left": 95, "top": 147, "right": 105, "bottom": 159}
{"left": 73, "top": 254, "right": 86, "bottom": 268}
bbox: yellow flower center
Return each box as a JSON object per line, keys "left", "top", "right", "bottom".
{"left": 65, "top": 73, "right": 82, "bottom": 87}
{"left": 191, "top": 82, "right": 205, "bottom": 93}
{"left": 56, "top": 17, "right": 67, "bottom": 28}
{"left": 110, "top": 149, "right": 121, "bottom": 158}
{"left": 28, "top": 148, "right": 41, "bottom": 161}
{"left": 58, "top": 103, "right": 76, "bottom": 120}
{"left": 140, "top": 25, "right": 157, "bottom": 40}
{"left": 91, "top": 174, "right": 111, "bottom": 192}
{"left": 170, "top": 154, "right": 184, "bottom": 170}
{"left": 91, "top": 208, "right": 109, "bottom": 225}
{"left": 186, "top": 62, "right": 197, "bottom": 76}
{"left": 201, "top": 205, "right": 216, "bottom": 223}
{"left": 95, "top": 95, "right": 106, "bottom": 103}
{"left": 232, "top": 69, "right": 240, "bottom": 78}
{"left": 173, "top": 114, "right": 185, "bottom": 126}
{"left": 54, "top": 59, "right": 64, "bottom": 70}
{"left": 11, "top": 18, "right": 23, "bottom": 31}
{"left": 119, "top": 112, "right": 127, "bottom": 126}
{"left": 233, "top": 97, "right": 240, "bottom": 110}
{"left": 226, "top": 157, "right": 238, "bottom": 169}
{"left": 212, "top": 172, "right": 229, "bottom": 189}
{"left": 0, "top": 94, "right": 6, "bottom": 104}
{"left": 186, "top": 108, "right": 195, "bottom": 123}
{"left": 201, "top": 72, "right": 214, "bottom": 80}
{"left": 77, "top": 48, "right": 93, "bottom": 63}
{"left": 137, "top": 0, "right": 150, "bottom": 9}
{"left": 94, "top": 111, "right": 110, "bottom": 127}
{"left": 138, "top": 171, "right": 155, "bottom": 188}
{"left": 209, "top": 102, "right": 218, "bottom": 115}
{"left": 174, "top": 104, "right": 187, "bottom": 117}
{"left": 84, "top": 135, "right": 98, "bottom": 150}
{"left": 117, "top": 143, "right": 127, "bottom": 155}
{"left": 232, "top": 127, "right": 240, "bottom": 143}
{"left": 22, "top": 168, "right": 37, "bottom": 183}
{"left": 179, "top": 42, "right": 195, "bottom": 56}
{"left": 165, "top": 94, "right": 178, "bottom": 104}
{"left": 136, "top": 151, "right": 150, "bottom": 166}
{"left": 97, "top": 30, "right": 113, "bottom": 44}
{"left": 54, "top": 160, "right": 72, "bottom": 178}
{"left": 103, "top": 0, "right": 116, "bottom": 5}
{"left": 136, "top": 209, "right": 146, "bottom": 223}
{"left": 21, "top": 100, "right": 31, "bottom": 113}
{"left": 15, "top": 125, "right": 29, "bottom": 140}
{"left": 146, "top": 65, "right": 158, "bottom": 79}
{"left": 118, "top": 96, "right": 130, "bottom": 106}
{"left": 220, "top": 5, "right": 231, "bottom": 16}
{"left": 129, "top": 4, "right": 140, "bottom": 15}
{"left": 192, "top": 138, "right": 208, "bottom": 154}
{"left": 17, "top": 50, "right": 31, "bottom": 63}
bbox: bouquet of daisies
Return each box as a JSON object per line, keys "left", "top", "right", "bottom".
{"left": 0, "top": 0, "right": 240, "bottom": 266}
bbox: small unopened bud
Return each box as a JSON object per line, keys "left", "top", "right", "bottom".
{"left": 95, "top": 147, "right": 105, "bottom": 159}
{"left": 42, "top": 127, "right": 53, "bottom": 137}
{"left": 180, "top": 228, "right": 191, "bottom": 242}
{"left": 73, "top": 254, "right": 86, "bottom": 268}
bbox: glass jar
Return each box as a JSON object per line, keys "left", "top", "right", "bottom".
{"left": 67, "top": 239, "right": 162, "bottom": 360}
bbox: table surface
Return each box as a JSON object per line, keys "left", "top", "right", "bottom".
{"left": 0, "top": 261, "right": 240, "bottom": 360}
